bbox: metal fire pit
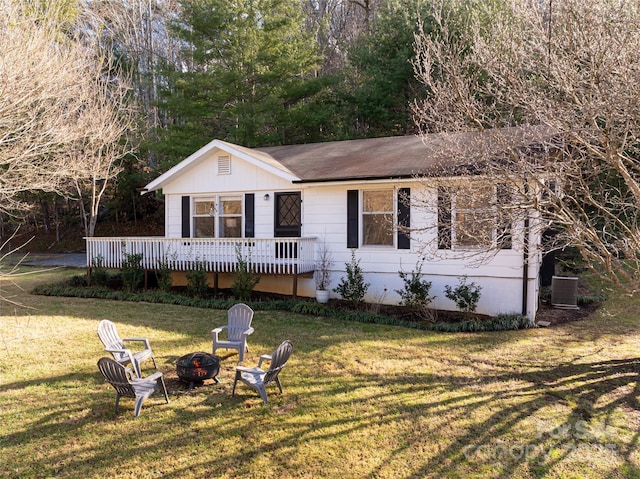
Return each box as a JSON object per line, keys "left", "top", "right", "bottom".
{"left": 176, "top": 352, "right": 220, "bottom": 390}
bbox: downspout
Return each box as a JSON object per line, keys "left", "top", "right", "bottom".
{"left": 521, "top": 179, "right": 530, "bottom": 317}
{"left": 522, "top": 216, "right": 529, "bottom": 317}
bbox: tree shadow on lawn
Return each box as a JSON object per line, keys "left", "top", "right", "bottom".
{"left": 389, "top": 356, "right": 640, "bottom": 477}
{"left": 2, "top": 354, "right": 639, "bottom": 478}
{"left": 147, "top": 354, "right": 640, "bottom": 478}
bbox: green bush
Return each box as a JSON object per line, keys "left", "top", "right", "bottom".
{"left": 155, "top": 259, "right": 173, "bottom": 293}
{"left": 186, "top": 260, "right": 209, "bottom": 298}
{"left": 66, "top": 274, "right": 87, "bottom": 287}
{"left": 395, "top": 260, "right": 434, "bottom": 309}
{"left": 232, "top": 246, "right": 260, "bottom": 301}
{"left": 31, "top": 283, "right": 538, "bottom": 333}
{"left": 90, "top": 255, "right": 109, "bottom": 286}
{"left": 333, "top": 250, "right": 370, "bottom": 307}
{"left": 444, "top": 276, "right": 482, "bottom": 313}
{"left": 121, "top": 253, "right": 144, "bottom": 292}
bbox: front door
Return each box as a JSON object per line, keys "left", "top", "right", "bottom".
{"left": 274, "top": 192, "right": 301, "bottom": 258}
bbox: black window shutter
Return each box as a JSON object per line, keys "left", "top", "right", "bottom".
{"left": 245, "top": 193, "right": 255, "bottom": 238}
{"left": 397, "top": 188, "right": 410, "bottom": 249}
{"left": 438, "top": 187, "right": 452, "bottom": 249}
{"left": 181, "top": 196, "right": 190, "bottom": 238}
{"left": 347, "top": 190, "right": 359, "bottom": 248}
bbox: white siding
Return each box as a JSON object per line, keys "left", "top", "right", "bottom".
{"left": 301, "top": 182, "right": 536, "bottom": 318}
{"left": 161, "top": 149, "right": 292, "bottom": 196}
{"left": 162, "top": 148, "right": 293, "bottom": 239}
{"left": 158, "top": 155, "right": 540, "bottom": 320}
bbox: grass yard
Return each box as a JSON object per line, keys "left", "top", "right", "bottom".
{"left": 1, "top": 267, "right": 639, "bottom": 478}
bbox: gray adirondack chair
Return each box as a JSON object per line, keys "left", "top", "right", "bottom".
{"left": 212, "top": 303, "right": 255, "bottom": 362}
{"left": 97, "top": 357, "right": 169, "bottom": 417}
{"left": 232, "top": 340, "right": 293, "bottom": 404}
{"left": 97, "top": 319, "right": 157, "bottom": 378}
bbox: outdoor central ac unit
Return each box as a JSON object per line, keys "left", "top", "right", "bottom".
{"left": 551, "top": 276, "right": 579, "bottom": 309}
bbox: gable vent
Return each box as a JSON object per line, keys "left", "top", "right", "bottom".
{"left": 217, "top": 155, "right": 231, "bottom": 175}
{"left": 551, "top": 276, "right": 579, "bottom": 309}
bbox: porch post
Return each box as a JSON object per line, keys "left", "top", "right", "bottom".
{"left": 292, "top": 264, "right": 298, "bottom": 299}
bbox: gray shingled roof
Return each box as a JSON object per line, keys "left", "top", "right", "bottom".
{"left": 256, "top": 126, "right": 556, "bottom": 182}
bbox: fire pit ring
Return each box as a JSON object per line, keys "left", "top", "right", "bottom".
{"left": 176, "top": 352, "right": 220, "bottom": 390}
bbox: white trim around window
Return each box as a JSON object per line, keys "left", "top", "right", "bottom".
{"left": 193, "top": 195, "right": 243, "bottom": 238}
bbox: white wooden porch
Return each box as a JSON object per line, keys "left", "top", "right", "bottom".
{"left": 86, "top": 236, "right": 317, "bottom": 273}
{"left": 85, "top": 237, "right": 317, "bottom": 296}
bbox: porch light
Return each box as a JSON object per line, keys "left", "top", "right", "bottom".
{"left": 209, "top": 207, "right": 214, "bottom": 217}
{"left": 263, "top": 193, "right": 270, "bottom": 201}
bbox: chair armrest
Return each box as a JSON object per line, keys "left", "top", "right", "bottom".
{"left": 242, "top": 327, "right": 255, "bottom": 337}
{"left": 257, "top": 354, "right": 272, "bottom": 368}
{"left": 105, "top": 346, "right": 134, "bottom": 358}
{"left": 236, "top": 366, "right": 264, "bottom": 374}
{"left": 212, "top": 326, "right": 228, "bottom": 340}
{"left": 145, "top": 371, "right": 164, "bottom": 382}
{"left": 105, "top": 347, "right": 139, "bottom": 375}
{"left": 131, "top": 371, "right": 163, "bottom": 387}
{"left": 122, "top": 338, "right": 152, "bottom": 349}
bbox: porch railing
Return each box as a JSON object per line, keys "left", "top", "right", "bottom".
{"left": 85, "top": 237, "right": 317, "bottom": 275}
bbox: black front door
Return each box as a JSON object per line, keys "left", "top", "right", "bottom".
{"left": 274, "top": 192, "right": 301, "bottom": 237}
{"left": 274, "top": 192, "right": 301, "bottom": 259}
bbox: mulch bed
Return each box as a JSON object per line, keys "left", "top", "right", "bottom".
{"left": 533, "top": 299, "right": 600, "bottom": 326}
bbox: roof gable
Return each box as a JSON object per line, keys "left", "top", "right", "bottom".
{"left": 144, "top": 139, "right": 299, "bottom": 192}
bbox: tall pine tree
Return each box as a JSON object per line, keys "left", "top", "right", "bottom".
{"left": 153, "top": 0, "right": 319, "bottom": 169}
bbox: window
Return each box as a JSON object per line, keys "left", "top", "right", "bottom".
{"left": 362, "top": 189, "right": 394, "bottom": 246}
{"left": 347, "top": 189, "right": 410, "bottom": 249}
{"left": 454, "top": 184, "right": 494, "bottom": 247}
{"left": 193, "top": 198, "right": 216, "bottom": 238}
{"left": 438, "top": 182, "right": 512, "bottom": 250}
{"left": 193, "top": 196, "right": 242, "bottom": 238}
{"left": 219, "top": 196, "right": 242, "bottom": 238}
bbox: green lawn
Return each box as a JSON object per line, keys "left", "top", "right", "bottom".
{"left": 1, "top": 268, "right": 639, "bottom": 478}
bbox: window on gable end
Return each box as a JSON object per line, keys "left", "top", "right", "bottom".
{"left": 219, "top": 196, "right": 242, "bottom": 238}
{"left": 193, "top": 195, "right": 243, "bottom": 238}
{"left": 193, "top": 198, "right": 216, "bottom": 238}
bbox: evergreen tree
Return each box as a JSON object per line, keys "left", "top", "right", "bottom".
{"left": 153, "top": 0, "right": 320, "bottom": 168}
{"left": 343, "top": 0, "right": 429, "bottom": 137}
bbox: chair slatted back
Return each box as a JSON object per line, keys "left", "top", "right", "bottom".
{"left": 227, "top": 304, "right": 254, "bottom": 341}
{"left": 263, "top": 340, "right": 293, "bottom": 386}
{"left": 97, "top": 357, "right": 136, "bottom": 399}
{"left": 97, "top": 320, "right": 127, "bottom": 361}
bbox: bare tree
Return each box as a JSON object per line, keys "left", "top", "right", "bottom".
{"left": 304, "top": 0, "right": 383, "bottom": 72}
{"left": 412, "top": 0, "right": 640, "bottom": 294}
{"left": 89, "top": 0, "right": 183, "bottom": 136}
{"left": 0, "top": 0, "right": 137, "bottom": 236}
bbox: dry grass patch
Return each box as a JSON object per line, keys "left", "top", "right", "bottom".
{"left": 0, "top": 268, "right": 639, "bottom": 478}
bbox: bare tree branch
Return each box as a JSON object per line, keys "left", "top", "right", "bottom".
{"left": 412, "top": 0, "right": 640, "bottom": 293}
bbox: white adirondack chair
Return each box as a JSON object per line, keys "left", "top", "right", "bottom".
{"left": 97, "top": 319, "right": 157, "bottom": 378}
{"left": 212, "top": 303, "right": 255, "bottom": 362}
{"left": 97, "top": 357, "right": 169, "bottom": 417}
{"left": 232, "top": 340, "right": 293, "bottom": 404}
